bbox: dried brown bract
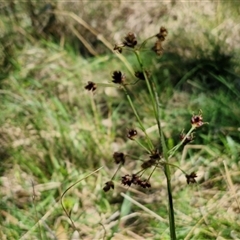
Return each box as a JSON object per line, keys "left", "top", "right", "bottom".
{"left": 185, "top": 172, "right": 197, "bottom": 184}
{"left": 113, "top": 152, "right": 125, "bottom": 165}
{"left": 153, "top": 26, "right": 168, "bottom": 56}
{"left": 123, "top": 32, "right": 138, "bottom": 48}
{"left": 85, "top": 81, "right": 97, "bottom": 92}
{"left": 127, "top": 129, "right": 137, "bottom": 140}
{"left": 152, "top": 40, "right": 163, "bottom": 56}
{"left": 112, "top": 71, "right": 126, "bottom": 84}
{"left": 103, "top": 181, "right": 114, "bottom": 192}
{"left": 156, "top": 27, "right": 168, "bottom": 41}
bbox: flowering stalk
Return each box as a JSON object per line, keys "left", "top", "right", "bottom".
{"left": 155, "top": 84, "right": 177, "bottom": 240}
{"left": 85, "top": 27, "right": 206, "bottom": 240}
{"left": 133, "top": 47, "right": 176, "bottom": 238}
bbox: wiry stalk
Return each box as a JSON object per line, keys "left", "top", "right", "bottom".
{"left": 122, "top": 85, "right": 154, "bottom": 152}
{"left": 135, "top": 50, "right": 177, "bottom": 239}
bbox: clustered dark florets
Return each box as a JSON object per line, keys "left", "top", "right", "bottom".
{"left": 156, "top": 27, "right": 168, "bottom": 41}
{"left": 141, "top": 150, "right": 162, "bottom": 169}
{"left": 113, "top": 152, "right": 125, "bottom": 165}
{"left": 113, "top": 32, "right": 138, "bottom": 54}
{"left": 103, "top": 181, "right": 115, "bottom": 192}
{"left": 121, "top": 174, "right": 151, "bottom": 188}
{"left": 150, "top": 150, "right": 161, "bottom": 160}
{"left": 85, "top": 81, "right": 97, "bottom": 92}
{"left": 127, "top": 129, "right": 137, "bottom": 140}
{"left": 185, "top": 172, "right": 197, "bottom": 184}
{"left": 178, "top": 111, "right": 206, "bottom": 146}
{"left": 101, "top": 26, "right": 203, "bottom": 193}
{"left": 152, "top": 26, "right": 168, "bottom": 56}
{"left": 112, "top": 71, "right": 126, "bottom": 84}
{"left": 141, "top": 159, "right": 156, "bottom": 169}
{"left": 123, "top": 32, "right": 138, "bottom": 48}
{"left": 191, "top": 112, "right": 204, "bottom": 128}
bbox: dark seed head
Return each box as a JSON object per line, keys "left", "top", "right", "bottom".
{"left": 113, "top": 152, "right": 125, "bottom": 165}
{"left": 127, "top": 129, "right": 137, "bottom": 140}
{"left": 121, "top": 174, "right": 132, "bottom": 186}
{"left": 139, "top": 179, "right": 151, "bottom": 188}
{"left": 141, "top": 159, "right": 156, "bottom": 169}
{"left": 123, "top": 32, "right": 138, "bottom": 48}
{"left": 103, "top": 181, "right": 114, "bottom": 192}
{"left": 185, "top": 172, "right": 197, "bottom": 184}
{"left": 191, "top": 113, "right": 204, "bottom": 128}
{"left": 112, "top": 71, "right": 126, "bottom": 84}
{"left": 85, "top": 81, "right": 97, "bottom": 92}
{"left": 152, "top": 40, "right": 163, "bottom": 56}
{"left": 156, "top": 26, "right": 168, "bottom": 41}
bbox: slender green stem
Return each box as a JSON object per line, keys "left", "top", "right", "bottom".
{"left": 158, "top": 161, "right": 187, "bottom": 175}
{"left": 148, "top": 163, "right": 158, "bottom": 181}
{"left": 122, "top": 85, "right": 154, "bottom": 151}
{"left": 61, "top": 167, "right": 103, "bottom": 231}
{"left": 138, "top": 35, "right": 156, "bottom": 51}
{"left": 134, "top": 50, "right": 164, "bottom": 148}
{"left": 168, "top": 126, "right": 196, "bottom": 159}
{"left": 134, "top": 51, "right": 158, "bottom": 117}
{"left": 111, "top": 164, "right": 123, "bottom": 180}
{"left": 135, "top": 47, "right": 176, "bottom": 239}
{"left": 156, "top": 91, "right": 177, "bottom": 240}
{"left": 134, "top": 50, "right": 163, "bottom": 148}
{"left": 165, "top": 165, "right": 177, "bottom": 240}
{"left": 134, "top": 139, "right": 152, "bottom": 154}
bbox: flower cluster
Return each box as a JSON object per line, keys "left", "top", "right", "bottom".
{"left": 101, "top": 113, "right": 204, "bottom": 192}
{"left": 141, "top": 150, "right": 162, "bottom": 169}
{"left": 185, "top": 172, "right": 197, "bottom": 184}
{"left": 191, "top": 111, "right": 205, "bottom": 128}
{"left": 127, "top": 129, "right": 137, "bottom": 140}
{"left": 83, "top": 27, "right": 206, "bottom": 192}
{"left": 85, "top": 81, "right": 97, "bottom": 92}
{"left": 152, "top": 26, "right": 168, "bottom": 55}
{"left": 103, "top": 181, "right": 114, "bottom": 192}
{"left": 113, "top": 152, "right": 125, "bottom": 165}
{"left": 123, "top": 32, "right": 138, "bottom": 48}
{"left": 112, "top": 71, "right": 126, "bottom": 84}
{"left": 113, "top": 32, "right": 138, "bottom": 53}
{"left": 122, "top": 174, "right": 151, "bottom": 188}
{"left": 113, "top": 27, "right": 167, "bottom": 55}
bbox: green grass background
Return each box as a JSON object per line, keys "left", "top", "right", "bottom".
{"left": 0, "top": 1, "right": 240, "bottom": 239}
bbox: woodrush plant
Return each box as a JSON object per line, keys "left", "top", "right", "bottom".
{"left": 84, "top": 27, "right": 207, "bottom": 239}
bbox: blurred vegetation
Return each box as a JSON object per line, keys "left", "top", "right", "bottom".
{"left": 0, "top": 1, "right": 240, "bottom": 239}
